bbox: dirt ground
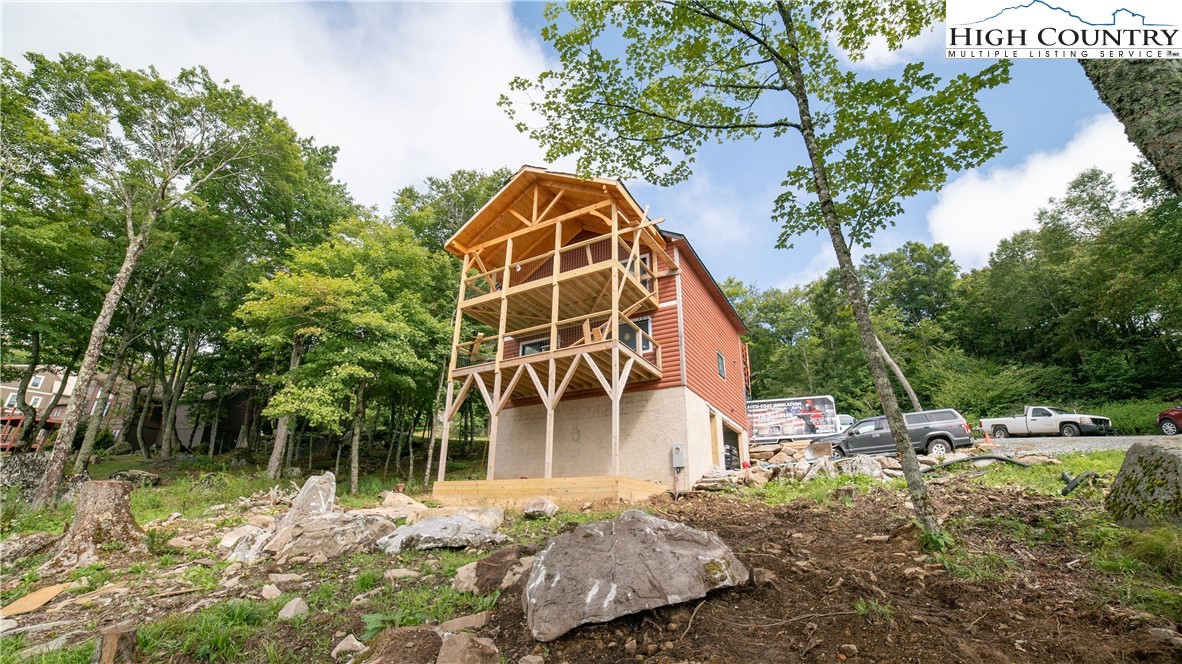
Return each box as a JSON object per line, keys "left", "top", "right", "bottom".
{"left": 480, "top": 485, "right": 1180, "bottom": 664}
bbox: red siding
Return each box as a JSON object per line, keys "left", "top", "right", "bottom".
{"left": 672, "top": 240, "right": 748, "bottom": 427}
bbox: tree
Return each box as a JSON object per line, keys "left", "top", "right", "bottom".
{"left": 391, "top": 168, "right": 512, "bottom": 252}
{"left": 19, "top": 53, "right": 299, "bottom": 508}
{"left": 1079, "top": 60, "right": 1182, "bottom": 197}
{"left": 502, "top": 1, "right": 1008, "bottom": 533}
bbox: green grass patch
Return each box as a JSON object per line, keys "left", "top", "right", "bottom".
{"left": 18, "top": 641, "right": 95, "bottom": 664}
{"left": 742, "top": 474, "right": 887, "bottom": 506}
{"left": 353, "top": 569, "right": 384, "bottom": 594}
{"left": 935, "top": 547, "right": 1017, "bottom": 582}
{"left": 970, "top": 450, "right": 1126, "bottom": 495}
{"left": 361, "top": 588, "right": 499, "bottom": 639}
{"left": 139, "top": 599, "right": 273, "bottom": 662}
{"left": 853, "top": 597, "right": 893, "bottom": 624}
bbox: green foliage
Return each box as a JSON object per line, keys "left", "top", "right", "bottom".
{"left": 743, "top": 474, "right": 884, "bottom": 506}
{"left": 139, "top": 599, "right": 271, "bottom": 662}
{"left": 919, "top": 528, "right": 955, "bottom": 553}
{"left": 353, "top": 569, "right": 385, "bottom": 594}
{"left": 853, "top": 597, "right": 894, "bottom": 624}
{"left": 360, "top": 588, "right": 499, "bottom": 639}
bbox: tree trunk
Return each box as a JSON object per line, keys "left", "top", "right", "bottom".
{"left": 875, "top": 336, "right": 921, "bottom": 412}
{"left": 777, "top": 3, "right": 936, "bottom": 534}
{"left": 14, "top": 332, "right": 42, "bottom": 451}
{"left": 74, "top": 348, "right": 128, "bottom": 473}
{"left": 159, "top": 334, "right": 197, "bottom": 458}
{"left": 136, "top": 355, "right": 160, "bottom": 459}
{"left": 27, "top": 347, "right": 82, "bottom": 450}
{"left": 1079, "top": 59, "right": 1182, "bottom": 197}
{"left": 383, "top": 400, "right": 400, "bottom": 478}
{"left": 423, "top": 367, "right": 447, "bottom": 488}
{"left": 40, "top": 480, "right": 146, "bottom": 572}
{"left": 209, "top": 395, "right": 223, "bottom": 458}
{"left": 266, "top": 337, "right": 304, "bottom": 480}
{"left": 33, "top": 234, "right": 148, "bottom": 509}
{"left": 236, "top": 392, "right": 254, "bottom": 449}
{"left": 350, "top": 382, "right": 366, "bottom": 494}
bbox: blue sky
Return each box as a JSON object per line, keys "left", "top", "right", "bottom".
{"left": 3, "top": 1, "right": 1145, "bottom": 288}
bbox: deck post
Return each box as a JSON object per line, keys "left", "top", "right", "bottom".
{"left": 546, "top": 219, "right": 562, "bottom": 479}
{"left": 487, "top": 370, "right": 502, "bottom": 481}
{"left": 488, "top": 238, "right": 512, "bottom": 481}
{"left": 439, "top": 254, "right": 470, "bottom": 483}
{"left": 610, "top": 204, "right": 621, "bottom": 476}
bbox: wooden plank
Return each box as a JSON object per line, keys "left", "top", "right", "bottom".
{"left": 431, "top": 476, "right": 667, "bottom": 505}
{"left": 469, "top": 199, "right": 613, "bottom": 252}
{"left": 537, "top": 188, "right": 565, "bottom": 224}
{"left": 584, "top": 353, "right": 612, "bottom": 396}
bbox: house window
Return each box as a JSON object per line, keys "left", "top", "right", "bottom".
{"left": 617, "top": 318, "right": 652, "bottom": 352}
{"left": 4, "top": 393, "right": 16, "bottom": 408}
{"left": 30, "top": 396, "right": 42, "bottom": 407}
{"left": 520, "top": 338, "right": 550, "bottom": 356}
{"left": 716, "top": 351, "right": 726, "bottom": 379}
{"left": 30, "top": 376, "right": 44, "bottom": 389}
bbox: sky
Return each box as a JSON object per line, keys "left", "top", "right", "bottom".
{"left": 2, "top": 1, "right": 1147, "bottom": 290}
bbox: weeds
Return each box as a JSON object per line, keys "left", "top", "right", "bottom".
{"left": 853, "top": 597, "right": 893, "bottom": 624}
{"left": 353, "top": 569, "right": 384, "bottom": 594}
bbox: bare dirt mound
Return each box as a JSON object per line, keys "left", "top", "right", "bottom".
{"left": 487, "top": 485, "right": 1179, "bottom": 663}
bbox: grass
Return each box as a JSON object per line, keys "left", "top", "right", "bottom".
{"left": 741, "top": 474, "right": 890, "bottom": 506}
{"left": 138, "top": 599, "right": 274, "bottom": 662}
{"left": 360, "top": 587, "right": 500, "bottom": 639}
{"left": 853, "top": 597, "right": 894, "bottom": 624}
{"left": 970, "top": 449, "right": 1126, "bottom": 496}
{"left": 935, "top": 548, "right": 1017, "bottom": 582}
{"left": 353, "top": 569, "right": 384, "bottom": 594}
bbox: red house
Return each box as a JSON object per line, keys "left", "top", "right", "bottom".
{"left": 433, "top": 167, "right": 750, "bottom": 501}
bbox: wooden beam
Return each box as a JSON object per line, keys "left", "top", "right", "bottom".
{"left": 545, "top": 356, "right": 556, "bottom": 479}
{"left": 496, "top": 364, "right": 528, "bottom": 412}
{"left": 536, "top": 188, "right": 565, "bottom": 224}
{"left": 615, "top": 357, "right": 635, "bottom": 399}
{"left": 468, "top": 199, "right": 612, "bottom": 252}
{"left": 472, "top": 372, "right": 494, "bottom": 411}
{"left": 445, "top": 375, "right": 475, "bottom": 420}
{"left": 509, "top": 208, "right": 531, "bottom": 226}
{"left": 532, "top": 186, "right": 539, "bottom": 223}
{"left": 554, "top": 354, "right": 584, "bottom": 402}
{"left": 585, "top": 353, "right": 612, "bottom": 396}
{"left": 524, "top": 364, "right": 550, "bottom": 409}
{"left": 487, "top": 371, "right": 502, "bottom": 481}
{"left": 437, "top": 379, "right": 455, "bottom": 482}
{"left": 611, "top": 204, "right": 621, "bottom": 477}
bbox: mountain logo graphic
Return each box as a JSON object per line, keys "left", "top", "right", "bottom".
{"left": 964, "top": 1, "right": 1173, "bottom": 27}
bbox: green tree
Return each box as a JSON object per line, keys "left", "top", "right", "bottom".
{"left": 18, "top": 53, "right": 306, "bottom": 507}
{"left": 503, "top": 1, "right": 1008, "bottom": 532}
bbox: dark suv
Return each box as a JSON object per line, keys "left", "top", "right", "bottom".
{"left": 825, "top": 409, "right": 972, "bottom": 458}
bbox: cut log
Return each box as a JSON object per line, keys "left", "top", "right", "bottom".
{"left": 41, "top": 481, "right": 146, "bottom": 572}
{"left": 91, "top": 623, "right": 137, "bottom": 663}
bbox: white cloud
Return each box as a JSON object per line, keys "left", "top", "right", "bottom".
{"left": 835, "top": 27, "right": 944, "bottom": 70}
{"left": 637, "top": 172, "right": 761, "bottom": 249}
{"left": 1, "top": 2, "right": 557, "bottom": 208}
{"left": 928, "top": 114, "right": 1140, "bottom": 269}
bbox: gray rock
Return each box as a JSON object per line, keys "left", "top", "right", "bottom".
{"left": 286, "top": 472, "right": 337, "bottom": 522}
{"left": 522, "top": 497, "right": 559, "bottom": 520}
{"left": 268, "top": 512, "right": 394, "bottom": 560}
{"left": 17, "top": 635, "right": 67, "bottom": 659}
{"left": 410, "top": 507, "right": 504, "bottom": 531}
{"left": 522, "top": 510, "right": 748, "bottom": 641}
{"left": 269, "top": 573, "right": 305, "bottom": 583}
{"left": 0, "top": 453, "right": 88, "bottom": 503}
{"left": 453, "top": 562, "right": 479, "bottom": 593}
{"left": 385, "top": 568, "right": 421, "bottom": 581}
{"left": 802, "top": 458, "right": 837, "bottom": 481}
{"left": 438, "top": 611, "right": 488, "bottom": 633}
{"left": 378, "top": 516, "right": 509, "bottom": 554}
{"left": 839, "top": 455, "right": 884, "bottom": 479}
{"left": 519, "top": 656, "right": 545, "bottom": 664}
{"left": 436, "top": 632, "right": 499, "bottom": 664}
{"left": 278, "top": 597, "right": 309, "bottom": 620}
{"left": 109, "top": 469, "right": 161, "bottom": 487}
{"left": 106, "top": 441, "right": 134, "bottom": 456}
{"left": 261, "top": 584, "right": 282, "bottom": 600}
{"left": 225, "top": 527, "right": 272, "bottom": 564}
{"left": 1147, "top": 627, "right": 1182, "bottom": 648}
{"left": 876, "top": 456, "right": 902, "bottom": 470}
{"left": 331, "top": 633, "right": 368, "bottom": 659}
{"left": 0, "top": 618, "right": 16, "bottom": 635}
{"left": 0, "top": 532, "right": 58, "bottom": 564}
{"left": 282, "top": 466, "right": 303, "bottom": 479}
{"left": 1107, "top": 440, "right": 1182, "bottom": 527}
{"left": 219, "top": 525, "right": 265, "bottom": 550}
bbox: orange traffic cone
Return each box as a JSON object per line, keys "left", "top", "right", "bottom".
{"left": 983, "top": 426, "right": 992, "bottom": 445}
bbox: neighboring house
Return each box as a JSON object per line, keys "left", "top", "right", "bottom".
{"left": 0, "top": 366, "right": 138, "bottom": 449}
{"left": 434, "top": 167, "right": 751, "bottom": 491}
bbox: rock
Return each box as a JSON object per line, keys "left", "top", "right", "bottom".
{"left": 438, "top": 611, "right": 489, "bottom": 633}
{"left": 0, "top": 618, "right": 17, "bottom": 635}
{"left": 915, "top": 455, "right": 937, "bottom": 467}
{"left": 0, "top": 532, "right": 59, "bottom": 564}
{"left": 436, "top": 632, "right": 499, "bottom": 664}
{"left": 840, "top": 455, "right": 884, "bottom": 479}
{"left": 742, "top": 467, "right": 772, "bottom": 487}
{"left": 790, "top": 460, "right": 811, "bottom": 480}
{"left": 265, "top": 513, "right": 395, "bottom": 560}
{"left": 106, "top": 441, "right": 133, "bottom": 456}
{"left": 365, "top": 626, "right": 443, "bottom": 664}
{"left": 522, "top": 497, "right": 559, "bottom": 520}
{"left": 465, "top": 545, "right": 537, "bottom": 595}
{"left": 386, "top": 568, "right": 421, "bottom": 581}
{"left": 410, "top": 507, "right": 504, "bottom": 531}
{"left": 1107, "top": 440, "right": 1182, "bottom": 527}
{"left": 839, "top": 643, "right": 859, "bottom": 657}
{"left": 768, "top": 451, "right": 793, "bottom": 465}
{"left": 91, "top": 623, "right": 137, "bottom": 664}
{"left": 18, "top": 635, "right": 68, "bottom": 659}
{"left": 453, "top": 562, "right": 479, "bottom": 593}
{"left": 876, "top": 456, "right": 902, "bottom": 470}
{"left": 519, "top": 657, "right": 545, "bottom": 664}
{"left": 502, "top": 556, "right": 534, "bottom": 590}
{"left": 261, "top": 584, "right": 282, "bottom": 600}
{"left": 309, "top": 552, "right": 328, "bottom": 565}
{"left": 277, "top": 597, "right": 309, "bottom": 620}
{"left": 523, "top": 510, "right": 748, "bottom": 641}
{"left": 220, "top": 525, "right": 266, "bottom": 550}
{"left": 374, "top": 491, "right": 429, "bottom": 520}
{"left": 1147, "top": 627, "right": 1182, "bottom": 648}
{"left": 378, "top": 516, "right": 509, "bottom": 554}
{"left": 624, "top": 638, "right": 638, "bottom": 655}
{"left": 331, "top": 633, "right": 368, "bottom": 659}
{"left": 802, "top": 458, "right": 837, "bottom": 481}
{"left": 752, "top": 568, "right": 778, "bottom": 586}
{"left": 109, "top": 469, "right": 161, "bottom": 487}
{"left": 247, "top": 514, "right": 275, "bottom": 530}
{"left": 269, "top": 573, "right": 305, "bottom": 583}
{"left": 881, "top": 468, "right": 904, "bottom": 479}
{"left": 1016, "top": 454, "right": 1060, "bottom": 465}
{"left": 282, "top": 467, "right": 303, "bottom": 479}
{"left": 284, "top": 472, "right": 337, "bottom": 523}
{"left": 0, "top": 453, "right": 88, "bottom": 504}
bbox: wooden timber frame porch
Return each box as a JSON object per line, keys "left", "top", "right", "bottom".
{"left": 436, "top": 168, "right": 679, "bottom": 483}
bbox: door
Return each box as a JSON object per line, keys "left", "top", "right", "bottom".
{"left": 845, "top": 418, "right": 888, "bottom": 455}
{"left": 1028, "top": 407, "right": 1055, "bottom": 434}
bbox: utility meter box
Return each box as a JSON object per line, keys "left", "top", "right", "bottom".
{"left": 671, "top": 443, "right": 686, "bottom": 469}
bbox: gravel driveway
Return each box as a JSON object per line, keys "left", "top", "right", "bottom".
{"left": 987, "top": 434, "right": 1169, "bottom": 456}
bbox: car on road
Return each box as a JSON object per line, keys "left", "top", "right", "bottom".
{"left": 1159, "top": 405, "right": 1182, "bottom": 436}
{"left": 823, "top": 408, "right": 972, "bottom": 458}
{"left": 980, "top": 406, "right": 1113, "bottom": 438}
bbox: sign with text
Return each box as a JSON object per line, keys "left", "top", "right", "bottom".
{"left": 946, "top": 1, "right": 1181, "bottom": 59}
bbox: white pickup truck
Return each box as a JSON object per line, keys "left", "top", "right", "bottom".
{"left": 980, "top": 406, "right": 1114, "bottom": 438}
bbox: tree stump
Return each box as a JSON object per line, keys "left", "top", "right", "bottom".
{"left": 91, "top": 623, "right": 138, "bottom": 663}
{"left": 41, "top": 481, "right": 146, "bottom": 572}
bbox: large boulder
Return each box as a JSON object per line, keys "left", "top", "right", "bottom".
{"left": 264, "top": 512, "right": 394, "bottom": 560}
{"left": 522, "top": 510, "right": 748, "bottom": 641}
{"left": 522, "top": 497, "right": 559, "bottom": 520}
{"left": 110, "top": 469, "right": 161, "bottom": 487}
{"left": 1106, "top": 439, "right": 1182, "bottom": 527}
{"left": 284, "top": 472, "right": 337, "bottom": 523}
{"left": 377, "top": 516, "right": 509, "bottom": 554}
{"left": 409, "top": 507, "right": 504, "bottom": 531}
{"left": 839, "top": 455, "right": 884, "bottom": 480}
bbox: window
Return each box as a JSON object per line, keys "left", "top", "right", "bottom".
{"left": 716, "top": 351, "right": 726, "bottom": 379}
{"left": 30, "top": 376, "right": 44, "bottom": 389}
{"left": 1031, "top": 407, "right": 1051, "bottom": 418}
{"left": 519, "top": 338, "right": 550, "bottom": 356}
{"left": 851, "top": 420, "right": 876, "bottom": 435}
{"left": 4, "top": 393, "right": 16, "bottom": 408}
{"left": 30, "top": 396, "right": 42, "bottom": 407}
{"left": 617, "top": 318, "right": 652, "bottom": 353}
{"left": 904, "top": 413, "right": 930, "bottom": 425}
{"left": 929, "top": 410, "right": 959, "bottom": 422}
